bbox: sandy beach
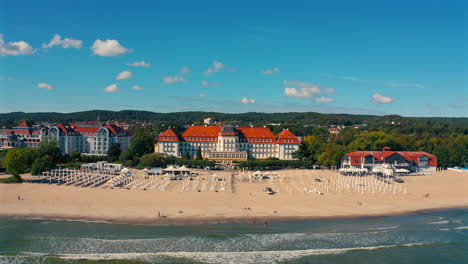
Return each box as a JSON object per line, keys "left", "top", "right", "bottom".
{"left": 0, "top": 169, "right": 467, "bottom": 225}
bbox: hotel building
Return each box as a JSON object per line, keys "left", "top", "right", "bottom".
{"left": 0, "top": 121, "right": 46, "bottom": 149}
{"left": 155, "top": 125, "right": 300, "bottom": 163}
{"left": 47, "top": 122, "right": 132, "bottom": 155}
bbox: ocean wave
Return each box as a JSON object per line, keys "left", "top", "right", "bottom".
{"left": 19, "top": 243, "right": 437, "bottom": 264}
{"left": 365, "top": 225, "right": 400, "bottom": 231}
{"left": 427, "top": 220, "right": 450, "bottom": 225}
{"left": 27, "top": 230, "right": 401, "bottom": 254}
{"left": 438, "top": 226, "right": 468, "bottom": 231}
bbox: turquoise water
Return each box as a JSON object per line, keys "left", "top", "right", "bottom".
{"left": 1, "top": 209, "right": 467, "bottom": 264}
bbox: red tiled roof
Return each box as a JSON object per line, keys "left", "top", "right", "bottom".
{"left": 183, "top": 125, "right": 221, "bottom": 138}
{"left": 74, "top": 127, "right": 100, "bottom": 133}
{"left": 104, "top": 124, "right": 129, "bottom": 137}
{"left": 55, "top": 124, "right": 75, "bottom": 135}
{"left": 157, "top": 125, "right": 300, "bottom": 145}
{"left": 16, "top": 120, "right": 33, "bottom": 128}
{"left": 158, "top": 128, "right": 181, "bottom": 142}
{"left": 0, "top": 130, "right": 14, "bottom": 135}
{"left": 345, "top": 151, "right": 437, "bottom": 166}
{"left": 237, "top": 126, "right": 276, "bottom": 140}
{"left": 276, "top": 129, "right": 300, "bottom": 144}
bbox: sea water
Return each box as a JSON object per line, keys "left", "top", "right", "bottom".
{"left": 1, "top": 209, "right": 467, "bottom": 264}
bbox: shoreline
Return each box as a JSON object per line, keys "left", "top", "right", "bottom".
{"left": 2, "top": 206, "right": 467, "bottom": 226}
{"left": 1, "top": 169, "right": 467, "bottom": 226}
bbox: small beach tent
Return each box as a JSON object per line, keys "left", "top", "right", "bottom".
{"left": 121, "top": 168, "right": 131, "bottom": 176}
{"left": 180, "top": 165, "right": 190, "bottom": 172}
{"left": 163, "top": 165, "right": 176, "bottom": 175}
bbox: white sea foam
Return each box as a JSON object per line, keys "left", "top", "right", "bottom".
{"left": 365, "top": 225, "right": 400, "bottom": 231}
{"left": 453, "top": 226, "right": 468, "bottom": 230}
{"left": 22, "top": 243, "right": 432, "bottom": 264}
{"left": 428, "top": 220, "right": 450, "bottom": 225}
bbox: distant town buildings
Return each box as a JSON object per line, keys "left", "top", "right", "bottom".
{"left": 156, "top": 124, "right": 300, "bottom": 164}
{"left": 0, "top": 121, "right": 46, "bottom": 149}
{"left": 48, "top": 122, "right": 131, "bottom": 155}
{"left": 341, "top": 147, "right": 437, "bottom": 172}
{"left": 203, "top": 117, "right": 213, "bottom": 125}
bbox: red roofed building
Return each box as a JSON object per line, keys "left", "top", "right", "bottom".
{"left": 48, "top": 122, "right": 131, "bottom": 155}
{"left": 156, "top": 125, "right": 300, "bottom": 162}
{"left": 342, "top": 147, "right": 437, "bottom": 172}
{"left": 0, "top": 121, "right": 46, "bottom": 150}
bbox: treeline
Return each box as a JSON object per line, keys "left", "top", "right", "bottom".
{"left": 238, "top": 159, "right": 313, "bottom": 170}
{"left": 0, "top": 141, "right": 69, "bottom": 182}
{"left": 1, "top": 110, "right": 467, "bottom": 134}
{"left": 294, "top": 127, "right": 467, "bottom": 168}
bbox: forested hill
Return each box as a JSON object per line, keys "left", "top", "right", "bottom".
{"left": 0, "top": 110, "right": 467, "bottom": 127}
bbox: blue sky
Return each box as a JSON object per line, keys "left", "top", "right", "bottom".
{"left": 0, "top": 0, "right": 466, "bottom": 117}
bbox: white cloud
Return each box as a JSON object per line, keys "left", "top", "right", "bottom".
{"left": 163, "top": 76, "right": 187, "bottom": 84}
{"left": 104, "top": 84, "right": 119, "bottom": 92}
{"left": 284, "top": 87, "right": 320, "bottom": 99}
{"left": 372, "top": 93, "right": 394, "bottom": 104}
{"left": 37, "top": 83, "right": 54, "bottom": 90}
{"left": 180, "top": 66, "right": 191, "bottom": 75}
{"left": 262, "top": 67, "right": 280, "bottom": 75}
{"left": 204, "top": 61, "right": 224, "bottom": 75}
{"left": 91, "top": 39, "right": 132, "bottom": 56}
{"left": 201, "top": 80, "right": 219, "bottom": 87}
{"left": 0, "top": 76, "right": 14, "bottom": 81}
{"left": 128, "top": 60, "right": 151, "bottom": 67}
{"left": 199, "top": 93, "right": 207, "bottom": 97}
{"left": 0, "top": 34, "right": 35, "bottom": 56}
{"left": 283, "top": 80, "right": 336, "bottom": 99}
{"left": 116, "top": 70, "right": 132, "bottom": 80}
{"left": 42, "top": 34, "right": 82, "bottom": 48}
{"left": 132, "top": 85, "right": 144, "bottom": 90}
{"left": 241, "top": 97, "right": 256, "bottom": 104}
{"left": 283, "top": 80, "right": 320, "bottom": 89}
{"left": 315, "top": 97, "right": 335, "bottom": 103}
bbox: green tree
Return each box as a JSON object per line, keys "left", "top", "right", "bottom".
{"left": 31, "top": 155, "right": 55, "bottom": 175}
{"left": 196, "top": 147, "right": 203, "bottom": 160}
{"left": 3, "top": 148, "right": 33, "bottom": 181}
{"left": 37, "top": 140, "right": 62, "bottom": 163}
{"left": 317, "top": 143, "right": 346, "bottom": 168}
{"left": 128, "top": 129, "right": 155, "bottom": 157}
{"left": 138, "top": 153, "right": 165, "bottom": 167}
{"left": 107, "top": 143, "right": 122, "bottom": 162}
{"left": 119, "top": 149, "right": 134, "bottom": 162}
{"left": 70, "top": 152, "right": 82, "bottom": 162}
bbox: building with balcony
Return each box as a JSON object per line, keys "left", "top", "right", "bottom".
{"left": 48, "top": 122, "right": 131, "bottom": 155}
{"left": 341, "top": 147, "right": 437, "bottom": 172}
{"left": 155, "top": 125, "right": 300, "bottom": 163}
{"left": 0, "top": 121, "right": 46, "bottom": 150}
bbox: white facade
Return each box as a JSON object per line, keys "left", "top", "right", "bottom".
{"left": 156, "top": 125, "right": 299, "bottom": 160}
{"left": 48, "top": 122, "right": 131, "bottom": 155}
{"left": 0, "top": 121, "right": 46, "bottom": 150}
